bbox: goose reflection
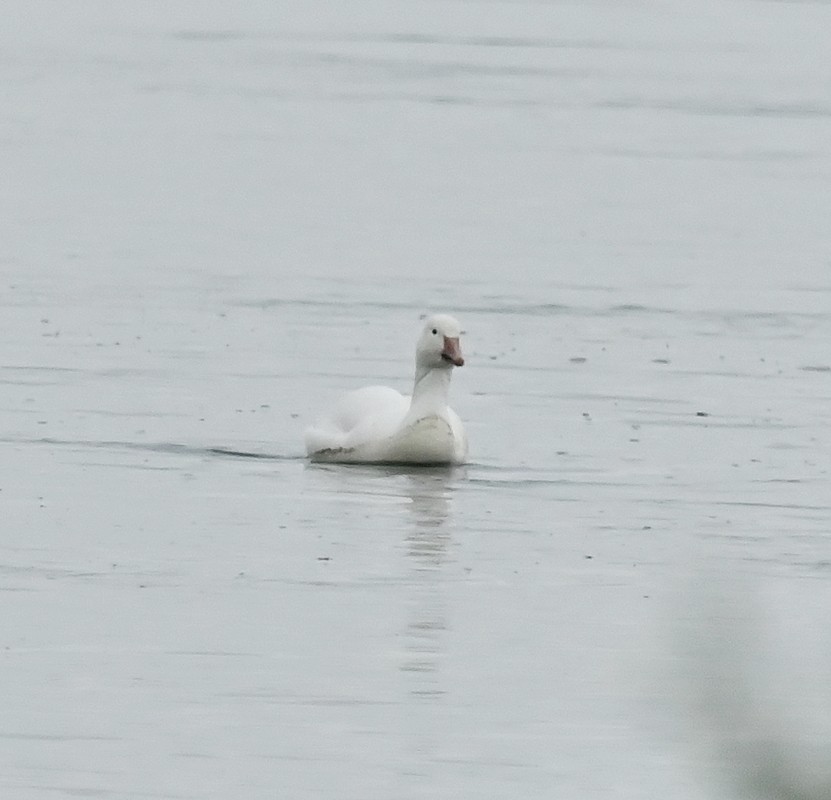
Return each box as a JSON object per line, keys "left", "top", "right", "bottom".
{"left": 403, "top": 467, "right": 461, "bottom": 565}
{"left": 397, "top": 467, "right": 464, "bottom": 704}
{"left": 302, "top": 462, "right": 463, "bottom": 700}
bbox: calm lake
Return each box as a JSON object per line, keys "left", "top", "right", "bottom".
{"left": 2, "top": 1, "right": 831, "bottom": 797}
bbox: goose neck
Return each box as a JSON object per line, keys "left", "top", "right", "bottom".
{"left": 410, "top": 365, "right": 451, "bottom": 415}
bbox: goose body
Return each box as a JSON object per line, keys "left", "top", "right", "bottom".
{"left": 305, "top": 315, "right": 468, "bottom": 465}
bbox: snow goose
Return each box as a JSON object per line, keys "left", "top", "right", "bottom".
{"left": 305, "top": 314, "right": 468, "bottom": 465}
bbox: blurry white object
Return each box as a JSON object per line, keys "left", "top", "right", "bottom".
{"left": 680, "top": 584, "right": 831, "bottom": 800}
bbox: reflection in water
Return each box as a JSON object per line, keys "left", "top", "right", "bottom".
{"left": 404, "top": 469, "right": 457, "bottom": 562}
{"left": 303, "top": 463, "right": 461, "bottom": 699}
{"left": 400, "top": 470, "right": 458, "bottom": 700}
{"left": 302, "top": 463, "right": 462, "bottom": 779}
{"left": 397, "top": 470, "right": 459, "bottom": 784}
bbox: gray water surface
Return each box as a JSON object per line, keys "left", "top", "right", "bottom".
{"left": 2, "top": 2, "right": 831, "bottom": 798}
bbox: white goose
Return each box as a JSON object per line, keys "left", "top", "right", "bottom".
{"left": 305, "top": 314, "right": 468, "bottom": 465}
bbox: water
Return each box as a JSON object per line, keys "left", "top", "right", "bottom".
{"left": 2, "top": 1, "right": 831, "bottom": 797}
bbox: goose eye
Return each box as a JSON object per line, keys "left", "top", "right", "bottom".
{"left": 431, "top": 328, "right": 437, "bottom": 335}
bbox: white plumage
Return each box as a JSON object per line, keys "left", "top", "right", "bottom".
{"left": 305, "top": 314, "right": 468, "bottom": 465}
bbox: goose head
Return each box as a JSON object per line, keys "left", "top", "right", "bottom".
{"left": 416, "top": 314, "right": 465, "bottom": 370}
